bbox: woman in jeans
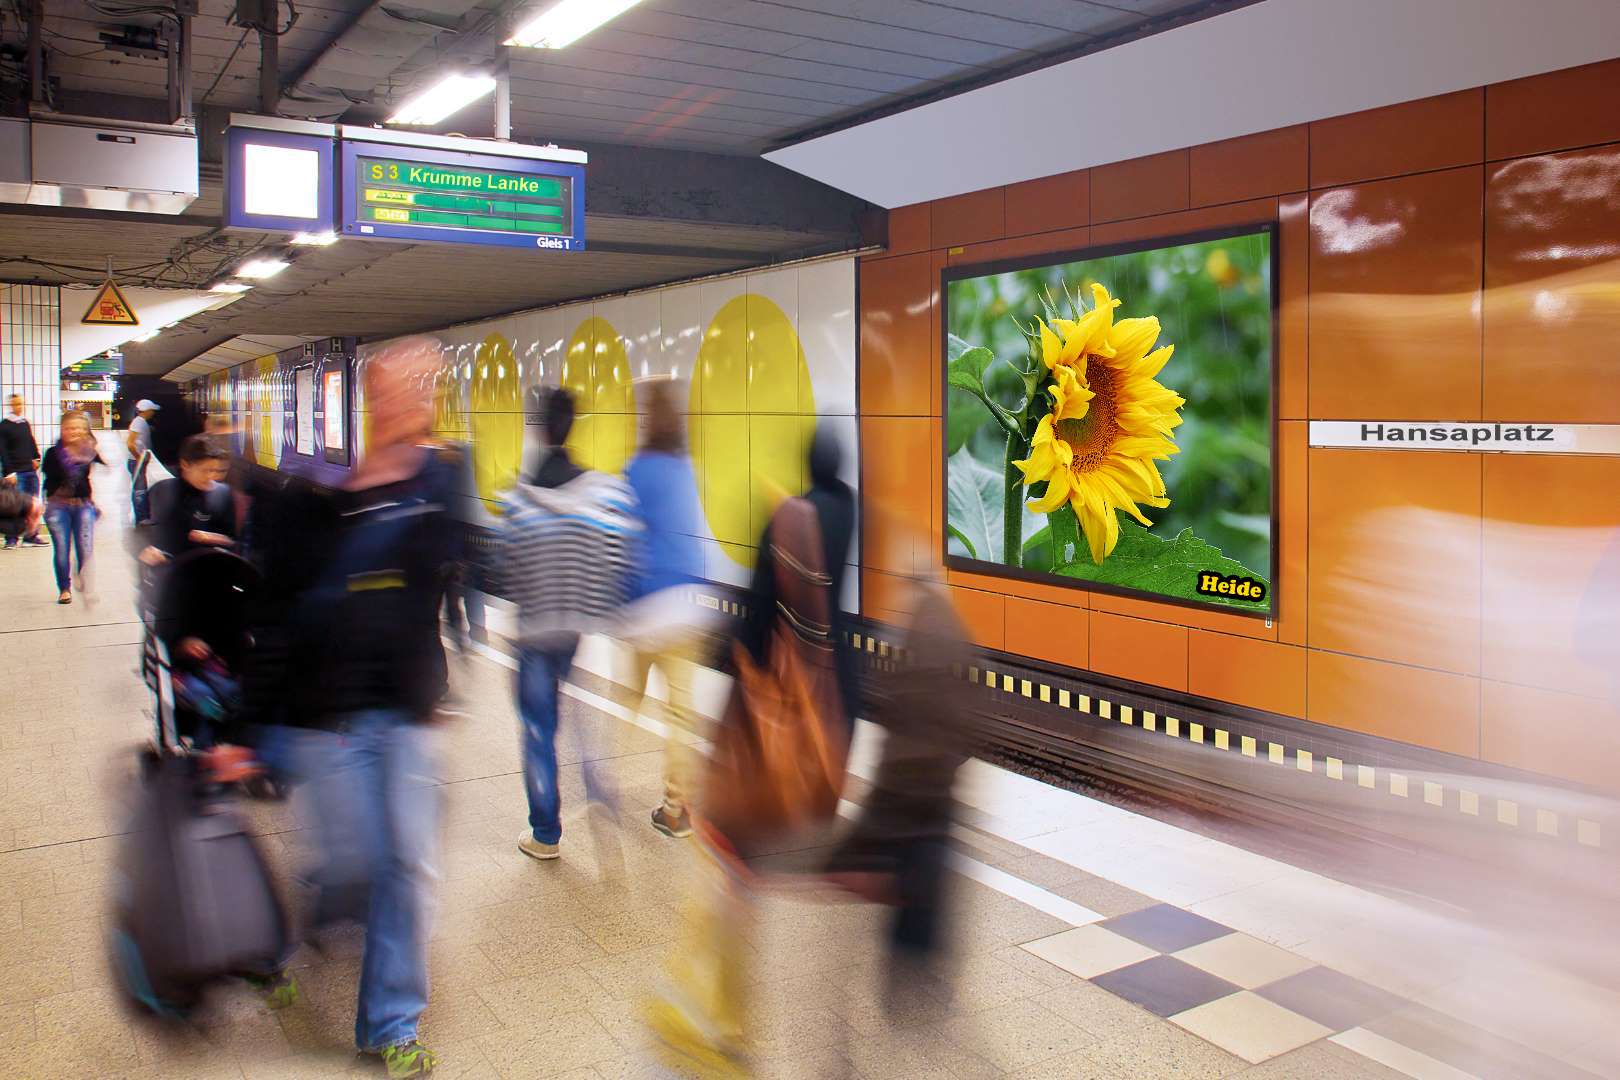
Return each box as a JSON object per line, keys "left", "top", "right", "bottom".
{"left": 41, "top": 411, "right": 104, "bottom": 604}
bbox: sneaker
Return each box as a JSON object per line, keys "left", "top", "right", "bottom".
{"left": 244, "top": 970, "right": 300, "bottom": 1010}
{"left": 517, "top": 828, "right": 559, "bottom": 861}
{"left": 374, "top": 1040, "right": 437, "bottom": 1078}
{"left": 22, "top": 535, "right": 48, "bottom": 546}
{"left": 650, "top": 806, "right": 693, "bottom": 839}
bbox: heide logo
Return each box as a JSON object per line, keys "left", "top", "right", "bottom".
{"left": 1195, "top": 572, "right": 1266, "bottom": 602}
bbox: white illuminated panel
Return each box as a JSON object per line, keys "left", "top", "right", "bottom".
{"left": 243, "top": 143, "right": 320, "bottom": 219}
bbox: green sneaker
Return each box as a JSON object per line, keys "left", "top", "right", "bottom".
{"left": 244, "top": 970, "right": 300, "bottom": 1010}
{"left": 377, "top": 1040, "right": 437, "bottom": 1078}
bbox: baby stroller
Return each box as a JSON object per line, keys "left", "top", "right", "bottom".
{"left": 114, "top": 548, "right": 291, "bottom": 1016}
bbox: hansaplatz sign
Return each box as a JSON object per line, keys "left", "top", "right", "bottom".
{"left": 1309, "top": 421, "right": 1620, "bottom": 455}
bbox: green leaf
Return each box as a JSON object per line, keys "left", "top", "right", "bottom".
{"left": 947, "top": 447, "right": 1004, "bottom": 565}
{"left": 946, "top": 523, "right": 978, "bottom": 561}
{"left": 947, "top": 342, "right": 1021, "bottom": 439}
{"left": 1019, "top": 523, "right": 1051, "bottom": 571}
{"left": 1053, "top": 519, "right": 1270, "bottom": 611}
{"left": 1048, "top": 504, "right": 1082, "bottom": 568}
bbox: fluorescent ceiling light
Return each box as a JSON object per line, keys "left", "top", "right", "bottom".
{"left": 210, "top": 281, "right": 253, "bottom": 294}
{"left": 235, "top": 257, "right": 290, "bottom": 280}
{"left": 506, "top": 0, "right": 642, "bottom": 48}
{"left": 291, "top": 230, "right": 337, "bottom": 246}
{"left": 387, "top": 72, "right": 498, "bottom": 126}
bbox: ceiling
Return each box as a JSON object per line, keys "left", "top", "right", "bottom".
{"left": 0, "top": 0, "right": 1247, "bottom": 376}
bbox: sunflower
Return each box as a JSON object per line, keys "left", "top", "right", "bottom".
{"left": 1013, "top": 283, "right": 1185, "bottom": 563}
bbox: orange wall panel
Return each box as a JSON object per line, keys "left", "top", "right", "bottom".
{"left": 946, "top": 567, "right": 1088, "bottom": 610}
{"left": 861, "top": 568, "right": 913, "bottom": 626}
{"left": 859, "top": 417, "right": 932, "bottom": 577}
{"left": 1308, "top": 449, "right": 1481, "bottom": 676}
{"left": 1308, "top": 167, "right": 1484, "bottom": 420}
{"left": 1481, "top": 681, "right": 1620, "bottom": 796}
{"left": 886, "top": 202, "right": 932, "bottom": 255}
{"left": 859, "top": 253, "right": 932, "bottom": 417}
{"left": 949, "top": 585, "right": 1005, "bottom": 650}
{"left": 1005, "top": 596, "right": 1089, "bottom": 672}
{"left": 1485, "top": 57, "right": 1620, "bottom": 161}
{"left": 947, "top": 227, "right": 1092, "bottom": 267}
{"left": 1483, "top": 145, "right": 1620, "bottom": 423}
{"left": 1006, "top": 170, "right": 1089, "bottom": 238}
{"left": 1310, "top": 89, "right": 1483, "bottom": 188}
{"left": 1088, "top": 591, "right": 1273, "bottom": 640}
{"left": 1481, "top": 454, "right": 1620, "bottom": 700}
{"left": 1091, "top": 150, "right": 1190, "bottom": 224}
{"left": 1308, "top": 650, "right": 1480, "bottom": 758}
{"left": 1191, "top": 125, "right": 1308, "bottom": 207}
{"left": 1189, "top": 632, "right": 1306, "bottom": 718}
{"left": 1277, "top": 193, "right": 1308, "bottom": 420}
{"left": 932, "top": 188, "right": 1006, "bottom": 248}
{"left": 1090, "top": 197, "right": 1274, "bottom": 248}
{"left": 1275, "top": 421, "right": 1308, "bottom": 647}
{"left": 1089, "top": 611, "right": 1188, "bottom": 692}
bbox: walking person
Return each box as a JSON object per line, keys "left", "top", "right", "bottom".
{"left": 1, "top": 393, "right": 47, "bottom": 547}
{"left": 41, "top": 411, "right": 105, "bottom": 605}
{"left": 138, "top": 435, "right": 236, "bottom": 567}
{"left": 281, "top": 339, "right": 458, "bottom": 1078}
{"left": 500, "top": 387, "right": 640, "bottom": 863}
{"left": 126, "top": 398, "right": 159, "bottom": 525}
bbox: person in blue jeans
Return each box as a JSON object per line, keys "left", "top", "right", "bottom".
{"left": 275, "top": 340, "right": 458, "bottom": 1079}
{"left": 500, "top": 388, "right": 639, "bottom": 862}
{"left": 41, "top": 412, "right": 104, "bottom": 604}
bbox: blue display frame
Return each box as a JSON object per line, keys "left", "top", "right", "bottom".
{"left": 224, "top": 127, "right": 337, "bottom": 234}
{"left": 338, "top": 140, "right": 587, "bottom": 251}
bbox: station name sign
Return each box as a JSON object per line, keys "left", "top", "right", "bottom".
{"left": 1309, "top": 420, "right": 1620, "bottom": 455}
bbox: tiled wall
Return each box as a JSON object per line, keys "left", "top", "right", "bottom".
{"left": 858, "top": 57, "right": 1620, "bottom": 792}
{"left": 0, "top": 285, "right": 63, "bottom": 449}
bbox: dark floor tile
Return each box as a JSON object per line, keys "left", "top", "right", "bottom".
{"left": 1098, "top": 902, "right": 1232, "bottom": 952}
{"left": 1089, "top": 955, "right": 1240, "bottom": 1017}
{"left": 1256, "top": 966, "right": 1406, "bottom": 1032}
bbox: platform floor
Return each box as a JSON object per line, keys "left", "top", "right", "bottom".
{"left": 1, "top": 439, "right": 1616, "bottom": 1079}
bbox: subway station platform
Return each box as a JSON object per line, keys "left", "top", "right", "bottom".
{"left": 2, "top": 442, "right": 1617, "bottom": 1080}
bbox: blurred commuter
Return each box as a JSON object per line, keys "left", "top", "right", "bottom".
{"left": 1, "top": 393, "right": 47, "bottom": 547}
{"left": 42, "top": 411, "right": 104, "bottom": 605}
{"left": 648, "top": 423, "right": 855, "bottom": 1073}
{"left": 127, "top": 398, "right": 160, "bottom": 524}
{"left": 622, "top": 379, "right": 708, "bottom": 838}
{"left": 283, "top": 338, "right": 456, "bottom": 1078}
{"left": 139, "top": 435, "right": 235, "bottom": 567}
{"left": 0, "top": 480, "right": 42, "bottom": 547}
{"left": 435, "top": 439, "right": 487, "bottom": 659}
{"left": 501, "top": 387, "right": 639, "bottom": 862}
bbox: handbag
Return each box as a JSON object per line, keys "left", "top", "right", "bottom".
{"left": 702, "top": 496, "right": 849, "bottom": 843}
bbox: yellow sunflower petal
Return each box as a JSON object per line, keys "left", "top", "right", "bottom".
{"left": 1137, "top": 344, "right": 1174, "bottom": 379}
{"left": 1108, "top": 317, "right": 1160, "bottom": 368}
{"left": 1038, "top": 320, "right": 1063, "bottom": 370}
{"left": 1027, "top": 468, "right": 1072, "bottom": 513}
{"left": 1013, "top": 440, "right": 1057, "bottom": 482}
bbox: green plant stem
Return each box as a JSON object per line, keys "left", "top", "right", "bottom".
{"left": 1003, "top": 433, "right": 1023, "bottom": 567}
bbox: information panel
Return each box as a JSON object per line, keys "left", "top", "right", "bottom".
{"left": 339, "top": 140, "right": 585, "bottom": 251}
{"left": 295, "top": 365, "right": 315, "bottom": 456}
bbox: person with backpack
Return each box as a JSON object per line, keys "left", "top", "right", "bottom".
{"left": 500, "top": 386, "right": 640, "bottom": 863}
{"left": 138, "top": 435, "right": 236, "bottom": 567}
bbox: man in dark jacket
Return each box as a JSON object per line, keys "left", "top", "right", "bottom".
{"left": 0, "top": 394, "right": 46, "bottom": 547}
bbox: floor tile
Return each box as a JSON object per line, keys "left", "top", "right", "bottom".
{"left": 1364, "top": 1001, "right": 1606, "bottom": 1080}
{"left": 1240, "top": 1039, "right": 1411, "bottom": 1078}
{"left": 937, "top": 998, "right": 1097, "bottom": 1071}
{"left": 1020, "top": 924, "right": 1159, "bottom": 979}
{"left": 1331, "top": 1027, "right": 1480, "bottom": 1080}
{"left": 1010, "top": 1018, "right": 1248, "bottom": 1079}
{"left": 1170, "top": 989, "right": 1332, "bottom": 1063}
{"left": 1257, "top": 966, "right": 1406, "bottom": 1032}
{"left": 1173, "top": 932, "right": 1316, "bottom": 990}
{"left": 1091, "top": 955, "right": 1243, "bottom": 1018}
{"left": 1100, "top": 903, "right": 1233, "bottom": 953}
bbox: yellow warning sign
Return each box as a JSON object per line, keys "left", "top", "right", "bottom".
{"left": 81, "top": 279, "right": 139, "bottom": 326}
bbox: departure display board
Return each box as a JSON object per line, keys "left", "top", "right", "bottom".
{"left": 339, "top": 140, "right": 585, "bottom": 251}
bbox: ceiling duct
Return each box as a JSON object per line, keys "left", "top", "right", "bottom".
{"left": 278, "top": 0, "right": 491, "bottom": 119}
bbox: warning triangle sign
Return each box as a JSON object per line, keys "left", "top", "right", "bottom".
{"left": 81, "top": 279, "right": 139, "bottom": 326}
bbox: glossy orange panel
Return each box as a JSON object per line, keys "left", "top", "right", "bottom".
{"left": 1006, "top": 170, "right": 1090, "bottom": 238}
{"left": 932, "top": 189, "right": 1006, "bottom": 248}
{"left": 1188, "top": 632, "right": 1305, "bottom": 718}
{"left": 1005, "top": 596, "right": 1089, "bottom": 671}
{"left": 859, "top": 253, "right": 932, "bottom": 417}
{"left": 948, "top": 227, "right": 1092, "bottom": 267}
{"left": 1481, "top": 681, "right": 1620, "bottom": 795}
{"left": 1485, "top": 57, "right": 1620, "bottom": 161}
{"left": 1310, "top": 89, "right": 1483, "bottom": 188}
{"left": 1277, "top": 193, "right": 1308, "bottom": 420}
{"left": 1088, "top": 611, "right": 1188, "bottom": 692}
{"left": 1481, "top": 454, "right": 1620, "bottom": 699}
{"left": 948, "top": 585, "right": 1005, "bottom": 650}
{"left": 859, "top": 417, "right": 931, "bottom": 576}
{"left": 1089, "top": 198, "right": 1274, "bottom": 248}
{"left": 928, "top": 249, "right": 946, "bottom": 418}
{"left": 925, "top": 417, "right": 944, "bottom": 577}
{"left": 946, "top": 568, "right": 1087, "bottom": 609}
{"left": 887, "top": 202, "right": 931, "bottom": 255}
{"left": 1307, "top": 650, "right": 1480, "bottom": 758}
{"left": 1191, "top": 126, "right": 1308, "bottom": 207}
{"left": 1308, "top": 168, "right": 1484, "bottom": 420}
{"left": 1275, "top": 422, "right": 1308, "bottom": 647}
{"left": 1091, "top": 150, "right": 1190, "bottom": 224}
{"left": 862, "top": 568, "right": 914, "bottom": 625}
{"left": 1088, "top": 591, "right": 1272, "bottom": 639}
{"left": 1308, "top": 449, "right": 1481, "bottom": 675}
{"left": 1483, "top": 146, "right": 1620, "bottom": 423}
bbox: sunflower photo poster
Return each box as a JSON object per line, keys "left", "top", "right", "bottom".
{"left": 944, "top": 226, "right": 1274, "bottom": 615}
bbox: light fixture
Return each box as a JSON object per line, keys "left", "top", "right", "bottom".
{"left": 210, "top": 281, "right": 253, "bottom": 294}
{"left": 506, "top": 0, "right": 642, "bottom": 48}
{"left": 291, "top": 230, "right": 338, "bottom": 246}
{"left": 235, "top": 257, "right": 290, "bottom": 280}
{"left": 387, "top": 72, "right": 498, "bottom": 126}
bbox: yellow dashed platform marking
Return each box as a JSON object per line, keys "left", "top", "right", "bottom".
{"left": 1423, "top": 781, "right": 1442, "bottom": 807}
{"left": 1268, "top": 742, "right": 1284, "bottom": 765}
{"left": 1327, "top": 757, "right": 1343, "bottom": 780}
{"left": 1358, "top": 765, "right": 1375, "bottom": 789}
{"left": 1166, "top": 716, "right": 1179, "bottom": 738}
{"left": 1390, "top": 773, "right": 1408, "bottom": 798}
{"left": 1189, "top": 722, "right": 1203, "bottom": 744}
{"left": 1098, "top": 700, "right": 1111, "bottom": 719}
{"left": 1215, "top": 729, "right": 1229, "bottom": 750}
{"left": 1058, "top": 689, "right": 1071, "bottom": 709}
{"left": 1460, "top": 790, "right": 1479, "bottom": 816}
{"left": 1296, "top": 750, "right": 1312, "bottom": 773}
{"left": 1241, "top": 735, "right": 1256, "bottom": 757}
{"left": 1498, "top": 800, "right": 1519, "bottom": 827}
{"left": 1578, "top": 820, "right": 1601, "bottom": 848}
{"left": 1020, "top": 679, "right": 1032, "bottom": 697}
{"left": 1536, "top": 809, "right": 1558, "bottom": 838}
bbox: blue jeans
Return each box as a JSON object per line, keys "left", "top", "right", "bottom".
{"left": 43, "top": 502, "right": 93, "bottom": 591}
{"left": 128, "top": 458, "right": 151, "bottom": 523}
{"left": 518, "top": 643, "right": 578, "bottom": 844}
{"left": 5, "top": 470, "right": 38, "bottom": 544}
{"left": 295, "top": 711, "right": 441, "bottom": 1051}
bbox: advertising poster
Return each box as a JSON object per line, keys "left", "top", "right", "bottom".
{"left": 323, "top": 365, "right": 346, "bottom": 463}
{"left": 295, "top": 365, "right": 315, "bottom": 456}
{"left": 944, "top": 225, "right": 1274, "bottom": 615}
